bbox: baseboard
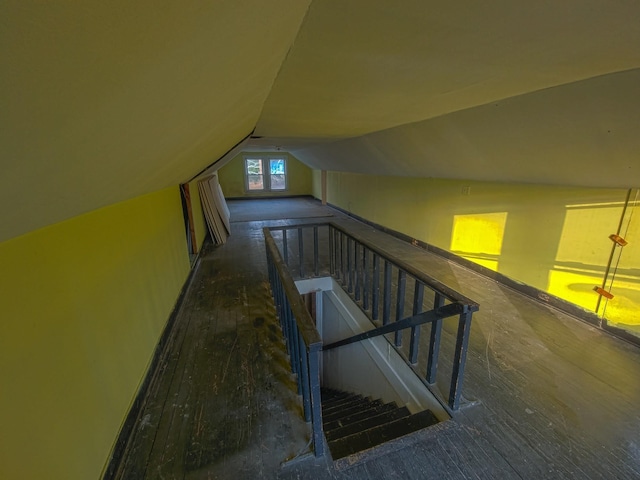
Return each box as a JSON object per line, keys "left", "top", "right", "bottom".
{"left": 101, "top": 241, "right": 208, "bottom": 479}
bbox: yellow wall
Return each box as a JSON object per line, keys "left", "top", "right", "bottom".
{"left": 324, "top": 172, "right": 640, "bottom": 328}
{"left": 218, "top": 151, "right": 312, "bottom": 198}
{"left": 312, "top": 169, "right": 322, "bottom": 200}
{"left": 0, "top": 187, "right": 191, "bottom": 480}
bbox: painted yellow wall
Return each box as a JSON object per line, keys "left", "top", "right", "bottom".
{"left": 0, "top": 187, "right": 191, "bottom": 480}
{"left": 218, "top": 152, "right": 312, "bottom": 198}
{"left": 312, "top": 169, "right": 322, "bottom": 200}
{"left": 325, "top": 172, "right": 640, "bottom": 328}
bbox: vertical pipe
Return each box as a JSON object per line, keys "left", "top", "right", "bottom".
{"left": 383, "top": 260, "right": 391, "bottom": 325}
{"left": 596, "top": 188, "right": 633, "bottom": 314}
{"left": 449, "top": 311, "right": 473, "bottom": 411}
{"left": 298, "top": 227, "right": 304, "bottom": 278}
{"left": 394, "top": 270, "right": 406, "bottom": 346}
{"left": 372, "top": 254, "right": 380, "bottom": 320}
{"left": 409, "top": 281, "right": 424, "bottom": 364}
{"left": 426, "top": 292, "right": 444, "bottom": 383}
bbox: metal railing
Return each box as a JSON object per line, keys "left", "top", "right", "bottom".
{"left": 264, "top": 221, "right": 480, "bottom": 455}
{"left": 326, "top": 223, "right": 479, "bottom": 411}
{"left": 264, "top": 228, "right": 324, "bottom": 457}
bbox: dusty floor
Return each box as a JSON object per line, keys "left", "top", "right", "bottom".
{"left": 116, "top": 197, "right": 640, "bottom": 479}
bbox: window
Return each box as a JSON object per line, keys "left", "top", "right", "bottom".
{"left": 244, "top": 156, "right": 287, "bottom": 192}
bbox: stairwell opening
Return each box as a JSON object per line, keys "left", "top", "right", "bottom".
{"left": 296, "top": 277, "right": 449, "bottom": 460}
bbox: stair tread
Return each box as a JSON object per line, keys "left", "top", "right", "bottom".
{"left": 325, "top": 406, "right": 411, "bottom": 441}
{"left": 322, "top": 399, "right": 384, "bottom": 423}
{"left": 328, "top": 409, "right": 439, "bottom": 460}
{"left": 323, "top": 402, "right": 399, "bottom": 431}
{"left": 322, "top": 395, "right": 367, "bottom": 413}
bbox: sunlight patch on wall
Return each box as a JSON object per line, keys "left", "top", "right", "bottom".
{"left": 602, "top": 200, "right": 640, "bottom": 333}
{"left": 548, "top": 203, "right": 622, "bottom": 312}
{"left": 450, "top": 212, "right": 508, "bottom": 271}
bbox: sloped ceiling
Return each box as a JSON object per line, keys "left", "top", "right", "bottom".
{"left": 0, "top": 0, "right": 311, "bottom": 242}
{"left": 2, "top": 0, "right": 640, "bottom": 242}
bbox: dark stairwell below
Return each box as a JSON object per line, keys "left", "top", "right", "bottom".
{"left": 321, "top": 388, "right": 439, "bottom": 463}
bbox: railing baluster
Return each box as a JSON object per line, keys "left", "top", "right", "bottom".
{"left": 298, "top": 227, "right": 304, "bottom": 278}
{"left": 449, "top": 311, "right": 473, "bottom": 410}
{"left": 347, "top": 237, "right": 354, "bottom": 293}
{"left": 372, "top": 254, "right": 380, "bottom": 320}
{"left": 363, "top": 248, "right": 370, "bottom": 310}
{"left": 383, "top": 260, "right": 391, "bottom": 325}
{"left": 329, "top": 226, "right": 335, "bottom": 275}
{"left": 354, "top": 243, "right": 361, "bottom": 302}
{"left": 341, "top": 232, "right": 346, "bottom": 283}
{"left": 313, "top": 226, "right": 319, "bottom": 277}
{"left": 299, "top": 331, "right": 311, "bottom": 421}
{"left": 283, "top": 229, "right": 288, "bottom": 264}
{"left": 409, "top": 281, "right": 424, "bottom": 364}
{"left": 394, "top": 270, "right": 406, "bottom": 346}
{"left": 308, "top": 345, "right": 324, "bottom": 457}
{"left": 426, "top": 292, "right": 445, "bottom": 384}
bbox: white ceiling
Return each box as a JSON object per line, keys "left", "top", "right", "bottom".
{"left": 2, "top": 0, "right": 640, "bottom": 242}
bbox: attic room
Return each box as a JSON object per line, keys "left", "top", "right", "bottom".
{"left": 1, "top": 1, "right": 639, "bottom": 479}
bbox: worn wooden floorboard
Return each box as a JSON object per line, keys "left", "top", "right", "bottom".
{"left": 116, "top": 198, "right": 640, "bottom": 479}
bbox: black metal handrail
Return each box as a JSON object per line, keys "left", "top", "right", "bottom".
{"left": 263, "top": 228, "right": 324, "bottom": 457}
{"left": 266, "top": 222, "right": 480, "bottom": 413}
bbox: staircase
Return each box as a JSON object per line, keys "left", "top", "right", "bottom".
{"left": 321, "top": 388, "right": 439, "bottom": 461}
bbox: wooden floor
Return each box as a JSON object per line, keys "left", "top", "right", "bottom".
{"left": 116, "top": 197, "right": 640, "bottom": 479}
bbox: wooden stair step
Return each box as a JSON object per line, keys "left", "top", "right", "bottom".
{"left": 327, "top": 409, "right": 440, "bottom": 460}
{"left": 323, "top": 401, "right": 399, "bottom": 432}
{"left": 324, "top": 405, "right": 411, "bottom": 442}
{"left": 322, "top": 394, "right": 367, "bottom": 413}
{"left": 322, "top": 398, "right": 384, "bottom": 424}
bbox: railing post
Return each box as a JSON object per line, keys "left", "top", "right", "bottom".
{"left": 449, "top": 310, "right": 473, "bottom": 410}
{"left": 426, "top": 292, "right": 445, "bottom": 384}
{"left": 394, "top": 270, "right": 406, "bottom": 346}
{"left": 409, "top": 281, "right": 424, "bottom": 364}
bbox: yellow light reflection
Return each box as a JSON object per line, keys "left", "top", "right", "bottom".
{"left": 450, "top": 213, "right": 508, "bottom": 271}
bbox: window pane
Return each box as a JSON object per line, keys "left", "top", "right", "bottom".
{"left": 270, "top": 159, "right": 285, "bottom": 175}
{"left": 247, "top": 174, "right": 264, "bottom": 190}
{"left": 270, "top": 174, "right": 286, "bottom": 190}
{"left": 246, "top": 159, "right": 263, "bottom": 175}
